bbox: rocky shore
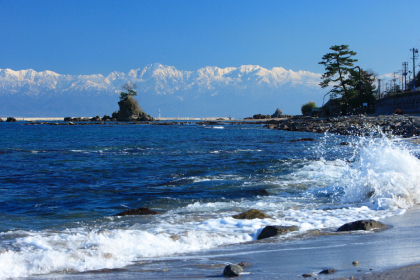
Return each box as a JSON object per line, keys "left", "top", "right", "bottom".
{"left": 264, "top": 114, "right": 420, "bottom": 137}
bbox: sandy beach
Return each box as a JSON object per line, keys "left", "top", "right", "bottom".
{"left": 212, "top": 206, "right": 420, "bottom": 280}
{"left": 20, "top": 206, "right": 420, "bottom": 280}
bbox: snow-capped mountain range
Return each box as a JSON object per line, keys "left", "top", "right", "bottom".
{"left": 0, "top": 63, "right": 327, "bottom": 118}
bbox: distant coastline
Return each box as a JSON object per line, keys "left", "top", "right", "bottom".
{"left": 10, "top": 117, "right": 235, "bottom": 121}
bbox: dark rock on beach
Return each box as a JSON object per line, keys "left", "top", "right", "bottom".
{"left": 302, "top": 272, "right": 317, "bottom": 278}
{"left": 0, "top": 117, "right": 2, "bottom": 122}
{"left": 257, "top": 225, "right": 299, "bottom": 240}
{"left": 337, "top": 220, "right": 387, "bottom": 232}
{"left": 223, "top": 264, "right": 243, "bottom": 277}
{"left": 319, "top": 268, "right": 337, "bottom": 274}
{"left": 6, "top": 117, "right": 17, "bottom": 122}
{"left": 237, "top": 262, "right": 252, "bottom": 267}
{"left": 232, "top": 209, "right": 270, "bottom": 220}
{"left": 114, "top": 207, "right": 159, "bottom": 216}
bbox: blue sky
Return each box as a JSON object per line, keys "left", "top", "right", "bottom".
{"left": 1, "top": 0, "right": 419, "bottom": 77}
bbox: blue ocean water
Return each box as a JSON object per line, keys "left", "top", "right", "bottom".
{"left": 1, "top": 122, "right": 419, "bottom": 278}
{"left": 0, "top": 123, "right": 321, "bottom": 231}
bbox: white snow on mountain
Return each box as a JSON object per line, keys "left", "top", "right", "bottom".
{"left": 0, "top": 64, "right": 327, "bottom": 117}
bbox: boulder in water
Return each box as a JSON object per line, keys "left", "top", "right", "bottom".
{"left": 319, "top": 268, "right": 337, "bottom": 274}
{"left": 6, "top": 117, "right": 17, "bottom": 122}
{"left": 114, "top": 207, "right": 158, "bottom": 216}
{"left": 232, "top": 209, "right": 270, "bottom": 220}
{"left": 257, "top": 225, "right": 299, "bottom": 240}
{"left": 337, "top": 220, "right": 387, "bottom": 232}
{"left": 223, "top": 264, "right": 243, "bottom": 277}
{"left": 250, "top": 188, "right": 270, "bottom": 196}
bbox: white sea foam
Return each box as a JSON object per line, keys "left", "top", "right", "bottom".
{"left": 337, "top": 136, "right": 420, "bottom": 210}
{"left": 209, "top": 149, "right": 262, "bottom": 155}
{"left": 186, "top": 174, "right": 243, "bottom": 184}
{"left": 0, "top": 202, "right": 401, "bottom": 278}
{"left": 0, "top": 227, "right": 250, "bottom": 278}
{"left": 287, "top": 134, "right": 420, "bottom": 211}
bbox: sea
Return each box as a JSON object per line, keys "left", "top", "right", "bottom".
{"left": 1, "top": 121, "right": 420, "bottom": 279}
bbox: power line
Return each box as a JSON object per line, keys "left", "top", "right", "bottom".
{"left": 405, "top": 49, "right": 412, "bottom": 62}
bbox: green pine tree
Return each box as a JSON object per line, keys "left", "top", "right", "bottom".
{"left": 346, "top": 68, "right": 377, "bottom": 108}
{"left": 318, "top": 45, "right": 358, "bottom": 101}
{"left": 119, "top": 82, "right": 138, "bottom": 101}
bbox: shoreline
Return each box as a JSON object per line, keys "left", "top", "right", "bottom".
{"left": 5, "top": 113, "right": 420, "bottom": 139}
{"left": 24, "top": 206, "right": 420, "bottom": 280}
{"left": 263, "top": 114, "right": 420, "bottom": 137}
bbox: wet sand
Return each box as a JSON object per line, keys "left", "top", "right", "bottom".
{"left": 213, "top": 206, "right": 420, "bottom": 279}
{"left": 354, "top": 264, "right": 420, "bottom": 280}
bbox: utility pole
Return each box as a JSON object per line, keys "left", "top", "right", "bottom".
{"left": 393, "top": 72, "right": 398, "bottom": 93}
{"left": 402, "top": 62, "right": 408, "bottom": 91}
{"left": 377, "top": 79, "right": 381, "bottom": 99}
{"left": 411, "top": 48, "right": 419, "bottom": 88}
